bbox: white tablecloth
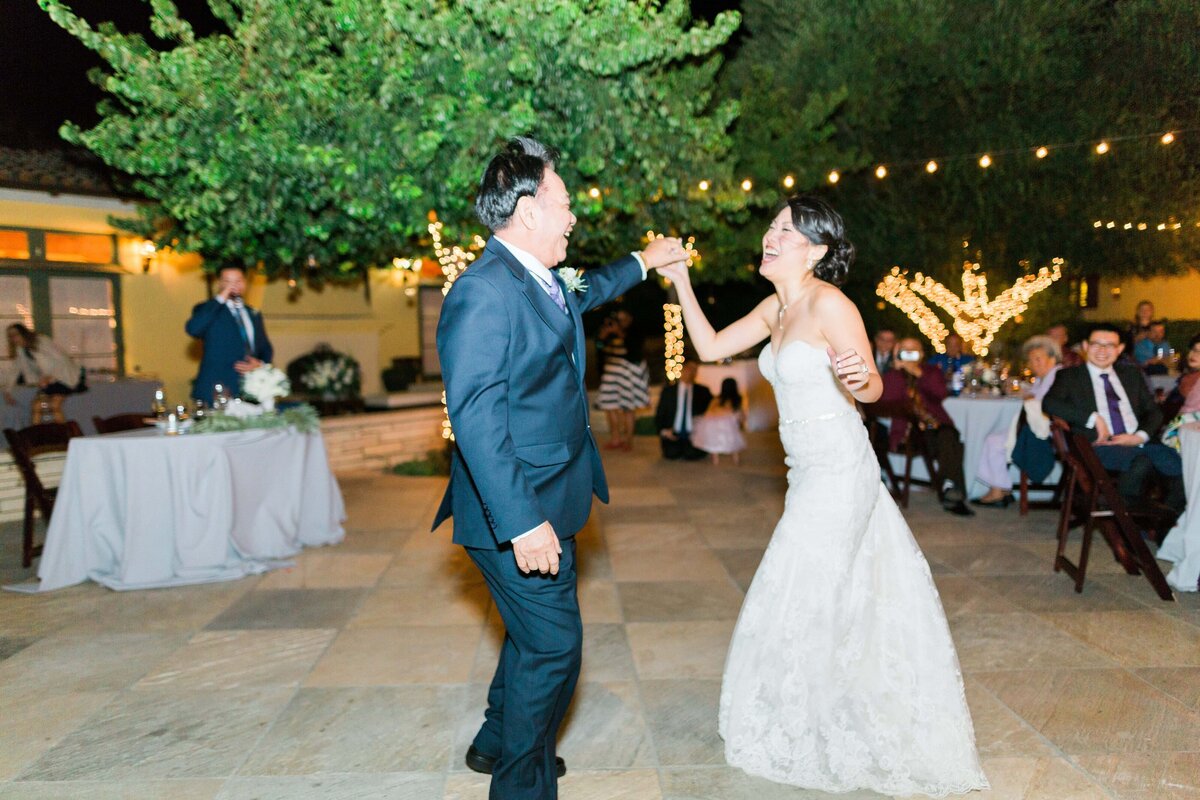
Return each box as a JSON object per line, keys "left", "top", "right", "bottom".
{"left": 1159, "top": 425, "right": 1200, "bottom": 592}
{"left": 33, "top": 428, "right": 345, "bottom": 591}
{"left": 886, "top": 395, "right": 1027, "bottom": 499}
{"left": 1, "top": 379, "right": 161, "bottom": 439}
{"left": 697, "top": 358, "right": 776, "bottom": 432}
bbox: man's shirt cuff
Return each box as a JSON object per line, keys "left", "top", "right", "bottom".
{"left": 631, "top": 251, "right": 647, "bottom": 279}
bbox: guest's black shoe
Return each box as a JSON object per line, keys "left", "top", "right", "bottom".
{"left": 971, "top": 494, "right": 1014, "bottom": 508}
{"left": 466, "top": 745, "right": 566, "bottom": 778}
{"left": 944, "top": 500, "right": 975, "bottom": 516}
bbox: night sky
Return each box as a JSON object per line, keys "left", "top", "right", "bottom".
{"left": 1, "top": 0, "right": 741, "bottom": 150}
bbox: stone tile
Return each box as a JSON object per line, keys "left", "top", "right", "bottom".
{"left": 1134, "top": 666, "right": 1200, "bottom": 711}
{"left": 0, "top": 585, "right": 107, "bottom": 637}
{"left": 0, "top": 636, "right": 37, "bottom": 661}
{"left": 693, "top": 520, "right": 775, "bottom": 551}
{"left": 610, "top": 549, "right": 729, "bottom": 583}
{"left": 0, "top": 691, "right": 116, "bottom": 781}
{"left": 662, "top": 766, "right": 886, "bottom": 799}
{"left": 923, "top": 544, "right": 1050, "bottom": 575}
{"left": 205, "top": 589, "right": 367, "bottom": 630}
{"left": 238, "top": 686, "right": 462, "bottom": 774}
{"left": 0, "top": 633, "right": 187, "bottom": 697}
{"left": 56, "top": 580, "right": 255, "bottom": 635}
{"left": 641, "top": 679, "right": 724, "bottom": 765}
{"left": 19, "top": 687, "right": 294, "bottom": 781}
{"left": 441, "top": 771, "right": 491, "bottom": 799}
{"left": 304, "top": 626, "right": 481, "bottom": 686}
{"left": 444, "top": 769, "right": 663, "bottom": 800}
{"left": 379, "top": 540, "right": 482, "bottom": 586}
{"left": 0, "top": 779, "right": 224, "bottom": 799}
{"left": 974, "top": 574, "right": 1146, "bottom": 613}
{"left": 578, "top": 623, "right": 638, "bottom": 683}
{"left": 626, "top": 621, "right": 734, "bottom": 680}
{"left": 1039, "top": 610, "right": 1200, "bottom": 668}
{"left": 949, "top": 613, "right": 1117, "bottom": 672}
{"left": 600, "top": 504, "right": 678, "bottom": 525}
{"left": 931, "top": 576, "right": 1021, "bottom": 618}
{"left": 618, "top": 581, "right": 744, "bottom": 623}
{"left": 964, "top": 678, "right": 1056, "bottom": 758}
{"left": 578, "top": 579, "right": 622, "bottom": 623}
{"left": 607, "top": 487, "right": 678, "bottom": 507}
{"left": 335, "top": 528, "right": 414, "bottom": 552}
{"left": 255, "top": 553, "right": 394, "bottom": 589}
{"left": 348, "top": 583, "right": 491, "bottom": 628}
{"left": 134, "top": 629, "right": 336, "bottom": 690}
{"left": 216, "top": 773, "right": 446, "bottom": 799}
{"left": 558, "top": 682, "right": 654, "bottom": 769}
{"left": 604, "top": 523, "right": 705, "bottom": 553}
{"left": 713, "top": 549, "right": 764, "bottom": 592}
{"left": 972, "top": 756, "right": 1112, "bottom": 800}
{"left": 976, "top": 668, "right": 1200, "bottom": 754}
{"left": 1074, "top": 752, "right": 1200, "bottom": 800}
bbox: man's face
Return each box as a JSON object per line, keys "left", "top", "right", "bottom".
{"left": 219, "top": 268, "right": 247, "bottom": 298}
{"left": 945, "top": 334, "right": 963, "bottom": 357}
{"left": 1084, "top": 330, "right": 1123, "bottom": 369}
{"left": 1149, "top": 324, "right": 1166, "bottom": 343}
{"left": 529, "top": 168, "right": 576, "bottom": 268}
{"left": 1047, "top": 325, "right": 1068, "bottom": 347}
{"left": 874, "top": 330, "right": 896, "bottom": 354}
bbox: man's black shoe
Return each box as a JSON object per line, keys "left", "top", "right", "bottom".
{"left": 944, "top": 500, "right": 975, "bottom": 517}
{"left": 466, "top": 745, "right": 566, "bottom": 778}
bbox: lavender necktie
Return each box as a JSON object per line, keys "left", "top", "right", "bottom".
{"left": 1100, "top": 373, "right": 1127, "bottom": 435}
{"left": 540, "top": 275, "right": 568, "bottom": 315}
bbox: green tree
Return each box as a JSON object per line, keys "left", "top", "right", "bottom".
{"left": 39, "top": 0, "right": 742, "bottom": 281}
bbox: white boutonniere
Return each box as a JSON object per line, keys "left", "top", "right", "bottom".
{"left": 556, "top": 267, "right": 588, "bottom": 294}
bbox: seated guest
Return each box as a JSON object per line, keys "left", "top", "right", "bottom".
{"left": 872, "top": 328, "right": 896, "bottom": 374}
{"left": 1046, "top": 323, "right": 1083, "bottom": 368}
{"left": 1173, "top": 333, "right": 1200, "bottom": 414}
{"left": 875, "top": 337, "right": 973, "bottom": 516}
{"left": 655, "top": 360, "right": 712, "bottom": 460}
{"left": 926, "top": 333, "right": 972, "bottom": 378}
{"left": 973, "top": 335, "right": 1061, "bottom": 507}
{"left": 1128, "top": 300, "right": 1155, "bottom": 348}
{"left": 1133, "top": 319, "right": 1171, "bottom": 376}
{"left": 3, "top": 324, "right": 86, "bottom": 421}
{"left": 1043, "top": 322, "right": 1185, "bottom": 518}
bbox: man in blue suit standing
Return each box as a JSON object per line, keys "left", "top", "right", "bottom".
{"left": 185, "top": 264, "right": 274, "bottom": 403}
{"left": 434, "top": 136, "right": 683, "bottom": 800}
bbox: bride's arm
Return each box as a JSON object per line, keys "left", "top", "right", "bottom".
{"left": 658, "top": 262, "right": 771, "bottom": 362}
{"left": 815, "top": 288, "right": 883, "bottom": 403}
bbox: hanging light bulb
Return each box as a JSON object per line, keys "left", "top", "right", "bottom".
{"left": 1035, "top": 146, "right": 1049, "bottom": 159}
{"left": 698, "top": 180, "right": 710, "bottom": 192}
{"left": 875, "top": 165, "right": 888, "bottom": 179}
{"left": 782, "top": 174, "right": 795, "bottom": 189}
{"left": 827, "top": 170, "right": 840, "bottom": 184}
{"left": 741, "top": 179, "right": 753, "bottom": 192}
{"left": 1096, "top": 141, "right": 1110, "bottom": 154}
{"left": 1161, "top": 132, "right": 1176, "bottom": 145}
{"left": 925, "top": 160, "right": 939, "bottom": 173}
{"left": 978, "top": 154, "right": 992, "bottom": 168}
{"left": 588, "top": 186, "right": 601, "bottom": 199}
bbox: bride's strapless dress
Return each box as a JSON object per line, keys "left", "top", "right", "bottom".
{"left": 718, "top": 341, "right": 988, "bottom": 797}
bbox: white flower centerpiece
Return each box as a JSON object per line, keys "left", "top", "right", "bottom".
{"left": 241, "top": 363, "right": 290, "bottom": 412}
{"left": 300, "top": 354, "right": 360, "bottom": 399}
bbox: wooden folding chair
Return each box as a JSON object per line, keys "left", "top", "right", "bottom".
{"left": 865, "top": 401, "right": 939, "bottom": 508}
{"left": 3, "top": 421, "right": 83, "bottom": 567}
{"left": 93, "top": 413, "right": 153, "bottom": 434}
{"left": 1049, "top": 416, "right": 1175, "bottom": 601}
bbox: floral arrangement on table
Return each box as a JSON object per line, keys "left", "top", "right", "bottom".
{"left": 193, "top": 402, "right": 320, "bottom": 434}
{"left": 241, "top": 363, "right": 290, "bottom": 411}
{"left": 300, "top": 353, "right": 361, "bottom": 399}
{"left": 958, "top": 360, "right": 1003, "bottom": 393}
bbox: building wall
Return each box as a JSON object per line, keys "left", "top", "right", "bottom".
{"left": 1080, "top": 269, "right": 1200, "bottom": 322}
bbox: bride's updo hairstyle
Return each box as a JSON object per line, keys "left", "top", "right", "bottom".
{"left": 785, "top": 195, "right": 856, "bottom": 286}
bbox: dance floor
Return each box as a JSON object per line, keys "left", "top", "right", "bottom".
{"left": 0, "top": 431, "right": 1197, "bottom": 799}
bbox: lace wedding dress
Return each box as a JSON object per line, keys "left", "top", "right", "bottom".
{"left": 718, "top": 341, "right": 988, "bottom": 797}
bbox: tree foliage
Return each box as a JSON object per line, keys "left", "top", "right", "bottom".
{"left": 39, "top": 0, "right": 742, "bottom": 280}
{"left": 718, "top": 0, "right": 1200, "bottom": 329}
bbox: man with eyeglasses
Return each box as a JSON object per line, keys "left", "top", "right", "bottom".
{"left": 1043, "top": 322, "right": 1184, "bottom": 519}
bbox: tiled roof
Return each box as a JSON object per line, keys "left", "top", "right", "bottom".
{"left": 0, "top": 146, "right": 138, "bottom": 198}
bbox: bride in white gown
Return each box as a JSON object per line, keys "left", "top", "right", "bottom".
{"left": 658, "top": 196, "right": 988, "bottom": 797}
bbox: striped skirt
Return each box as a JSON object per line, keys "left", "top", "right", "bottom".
{"left": 596, "top": 358, "right": 651, "bottom": 410}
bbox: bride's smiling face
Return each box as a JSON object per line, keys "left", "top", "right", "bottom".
{"left": 759, "top": 207, "right": 825, "bottom": 281}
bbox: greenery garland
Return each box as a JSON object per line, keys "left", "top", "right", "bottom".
{"left": 192, "top": 403, "right": 321, "bottom": 435}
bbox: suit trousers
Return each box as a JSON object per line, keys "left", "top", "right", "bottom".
{"left": 660, "top": 433, "right": 707, "bottom": 460}
{"left": 466, "top": 540, "right": 582, "bottom": 800}
{"left": 923, "top": 425, "right": 967, "bottom": 493}
{"left": 1093, "top": 442, "right": 1186, "bottom": 514}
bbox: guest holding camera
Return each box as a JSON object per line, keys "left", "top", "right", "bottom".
{"left": 875, "top": 337, "right": 973, "bottom": 516}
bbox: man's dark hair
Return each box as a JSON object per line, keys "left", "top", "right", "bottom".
{"left": 475, "top": 136, "right": 559, "bottom": 232}
{"left": 217, "top": 264, "right": 248, "bottom": 276}
{"left": 1086, "top": 322, "right": 1123, "bottom": 340}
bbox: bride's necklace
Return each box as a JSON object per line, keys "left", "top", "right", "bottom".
{"left": 777, "top": 301, "right": 788, "bottom": 330}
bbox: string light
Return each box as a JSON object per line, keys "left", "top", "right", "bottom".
{"left": 698, "top": 180, "right": 710, "bottom": 192}
{"left": 663, "top": 303, "right": 685, "bottom": 381}
{"left": 875, "top": 165, "right": 888, "bottom": 179}
{"left": 1161, "top": 132, "right": 1175, "bottom": 145}
{"left": 440, "top": 390, "right": 454, "bottom": 441}
{"left": 978, "top": 154, "right": 992, "bottom": 168}
{"left": 1096, "top": 141, "right": 1110, "bottom": 154}
{"left": 783, "top": 175, "right": 795, "bottom": 189}
{"left": 1091, "top": 217, "right": 1196, "bottom": 232}
{"left": 828, "top": 170, "right": 840, "bottom": 184}
{"left": 740, "top": 179, "right": 753, "bottom": 191}
{"left": 588, "top": 186, "right": 601, "bottom": 199}
{"left": 926, "top": 160, "right": 939, "bottom": 174}
{"left": 879, "top": 258, "right": 1064, "bottom": 356}
{"left": 1035, "top": 146, "right": 1049, "bottom": 159}
{"left": 428, "top": 212, "right": 484, "bottom": 296}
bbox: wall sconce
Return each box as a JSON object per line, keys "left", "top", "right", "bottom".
{"left": 140, "top": 240, "right": 157, "bottom": 273}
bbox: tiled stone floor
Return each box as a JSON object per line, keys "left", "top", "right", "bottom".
{"left": 1, "top": 431, "right": 1198, "bottom": 799}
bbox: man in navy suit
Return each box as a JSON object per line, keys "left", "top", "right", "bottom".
{"left": 185, "top": 264, "right": 274, "bottom": 403}
{"left": 434, "top": 136, "right": 682, "bottom": 800}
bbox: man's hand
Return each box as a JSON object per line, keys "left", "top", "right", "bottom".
{"left": 234, "top": 357, "right": 264, "bottom": 374}
{"left": 894, "top": 358, "right": 922, "bottom": 378}
{"left": 640, "top": 237, "right": 685, "bottom": 270}
{"left": 1093, "top": 415, "right": 1111, "bottom": 443}
{"left": 659, "top": 428, "right": 679, "bottom": 441}
{"left": 1106, "top": 433, "right": 1144, "bottom": 447}
{"left": 513, "top": 522, "right": 562, "bottom": 575}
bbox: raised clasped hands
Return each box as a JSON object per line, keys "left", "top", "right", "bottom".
{"left": 640, "top": 236, "right": 686, "bottom": 271}
{"left": 513, "top": 521, "right": 562, "bottom": 575}
{"left": 827, "top": 346, "right": 871, "bottom": 392}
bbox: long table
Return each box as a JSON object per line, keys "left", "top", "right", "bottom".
{"left": 32, "top": 427, "right": 345, "bottom": 591}
{"left": 1, "top": 379, "right": 161, "bottom": 438}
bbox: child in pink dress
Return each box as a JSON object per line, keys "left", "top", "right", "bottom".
{"left": 692, "top": 377, "right": 748, "bottom": 465}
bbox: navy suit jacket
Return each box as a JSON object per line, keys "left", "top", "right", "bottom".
{"left": 185, "top": 298, "right": 274, "bottom": 402}
{"left": 433, "top": 238, "right": 644, "bottom": 549}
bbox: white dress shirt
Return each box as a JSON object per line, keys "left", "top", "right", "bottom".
{"left": 492, "top": 236, "right": 647, "bottom": 543}
{"left": 673, "top": 382, "right": 694, "bottom": 434}
{"left": 1085, "top": 362, "right": 1148, "bottom": 443}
